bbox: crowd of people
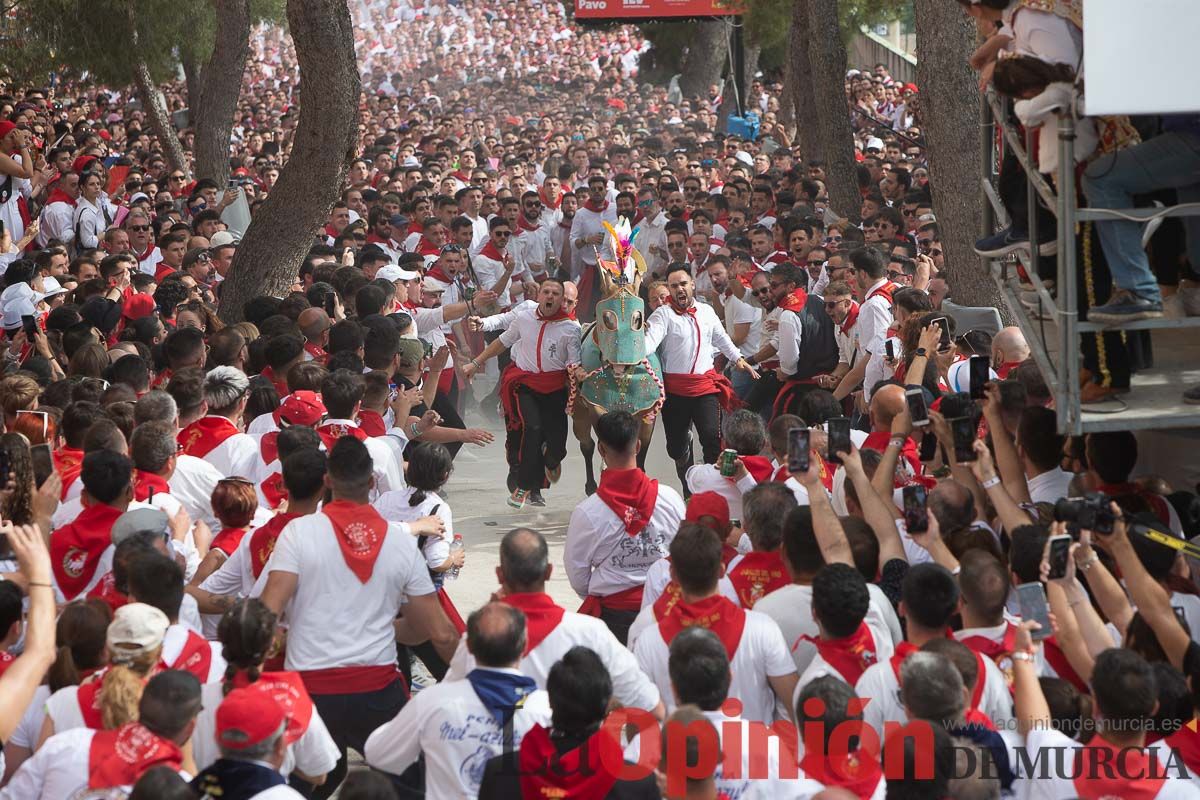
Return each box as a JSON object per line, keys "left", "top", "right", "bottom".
{"left": 0, "top": 0, "right": 1196, "bottom": 799}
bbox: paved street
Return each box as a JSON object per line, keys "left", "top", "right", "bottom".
{"left": 439, "top": 379, "right": 685, "bottom": 615}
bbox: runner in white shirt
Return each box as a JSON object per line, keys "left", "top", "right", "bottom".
{"left": 313, "top": 369, "right": 405, "bottom": 499}
{"left": 364, "top": 603, "right": 552, "bottom": 799}
{"left": 838, "top": 249, "right": 897, "bottom": 406}
{"left": 644, "top": 265, "right": 757, "bottom": 488}
{"left": 568, "top": 176, "right": 618, "bottom": 319}
{"left": 4, "top": 670, "right": 201, "bottom": 800}
{"left": 444, "top": 528, "right": 663, "bottom": 718}
{"left": 631, "top": 522, "right": 798, "bottom": 724}
{"left": 564, "top": 411, "right": 684, "bottom": 645}
{"left": 258, "top": 437, "right": 454, "bottom": 797}
{"left": 513, "top": 191, "right": 554, "bottom": 281}
{"left": 471, "top": 216, "right": 521, "bottom": 311}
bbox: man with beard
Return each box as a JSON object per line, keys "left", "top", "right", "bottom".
{"left": 548, "top": 190, "right": 577, "bottom": 282}
{"left": 763, "top": 263, "right": 839, "bottom": 418}
{"left": 568, "top": 175, "right": 617, "bottom": 322}
{"left": 514, "top": 191, "right": 553, "bottom": 283}
{"left": 637, "top": 186, "right": 669, "bottom": 277}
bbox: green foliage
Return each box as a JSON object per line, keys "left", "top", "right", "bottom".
{"left": 741, "top": 0, "right": 911, "bottom": 73}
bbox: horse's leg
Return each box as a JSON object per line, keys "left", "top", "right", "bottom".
{"left": 574, "top": 406, "right": 597, "bottom": 495}
{"left": 636, "top": 416, "right": 654, "bottom": 472}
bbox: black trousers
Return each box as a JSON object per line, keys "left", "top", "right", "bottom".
{"left": 600, "top": 607, "right": 639, "bottom": 648}
{"left": 310, "top": 678, "right": 409, "bottom": 799}
{"left": 661, "top": 392, "right": 722, "bottom": 463}
{"left": 503, "top": 386, "right": 568, "bottom": 491}
{"left": 745, "top": 372, "right": 781, "bottom": 421}
{"left": 431, "top": 383, "right": 465, "bottom": 459}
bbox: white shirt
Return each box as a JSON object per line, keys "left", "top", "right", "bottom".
{"left": 0, "top": 727, "right": 190, "bottom": 800}
{"left": 316, "top": 419, "right": 405, "bottom": 499}
{"left": 514, "top": 223, "right": 553, "bottom": 276}
{"left": 472, "top": 248, "right": 516, "bottom": 308}
{"left": 858, "top": 279, "right": 895, "bottom": 401}
{"left": 445, "top": 604, "right": 660, "bottom": 712}
{"left": 161, "top": 623, "right": 227, "bottom": 683}
{"left": 684, "top": 464, "right": 758, "bottom": 520}
{"left": 376, "top": 488, "right": 453, "bottom": 570}
{"left": 564, "top": 482, "right": 684, "bottom": 598}
{"left": 835, "top": 316, "right": 860, "bottom": 368}
{"left": 644, "top": 301, "right": 741, "bottom": 375}
{"left": 479, "top": 299, "right": 536, "bottom": 333}
{"left": 777, "top": 307, "right": 807, "bottom": 376}
{"left": 191, "top": 681, "right": 339, "bottom": 778}
{"left": 36, "top": 200, "right": 75, "bottom": 249}
{"left": 266, "top": 511, "right": 433, "bottom": 673}
{"left": 498, "top": 311, "right": 581, "bottom": 372}
{"left": 724, "top": 291, "right": 763, "bottom": 357}
{"left": 568, "top": 201, "right": 618, "bottom": 268}
{"left": 638, "top": 557, "right": 741, "bottom": 613}
{"left": 1027, "top": 467, "right": 1073, "bottom": 505}
{"left": 190, "top": 417, "right": 261, "bottom": 483}
{"left": 639, "top": 211, "right": 669, "bottom": 276}
{"left": 753, "top": 583, "right": 899, "bottom": 674}
{"left": 72, "top": 197, "right": 109, "bottom": 251}
{"left": 633, "top": 606, "right": 795, "bottom": 724}
{"left": 136, "top": 245, "right": 163, "bottom": 276}
{"left": 171, "top": 453, "right": 224, "bottom": 532}
{"left": 363, "top": 672, "right": 551, "bottom": 800}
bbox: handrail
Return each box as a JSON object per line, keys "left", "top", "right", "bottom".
{"left": 985, "top": 92, "right": 1059, "bottom": 214}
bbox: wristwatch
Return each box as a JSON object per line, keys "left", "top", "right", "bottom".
{"left": 914, "top": 347, "right": 927, "bottom": 357}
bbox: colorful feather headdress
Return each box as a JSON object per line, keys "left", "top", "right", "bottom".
{"left": 597, "top": 218, "right": 647, "bottom": 285}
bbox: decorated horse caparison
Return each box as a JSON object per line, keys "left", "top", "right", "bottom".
{"left": 568, "top": 220, "right": 664, "bottom": 495}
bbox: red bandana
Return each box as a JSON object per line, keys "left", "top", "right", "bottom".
{"left": 865, "top": 281, "right": 897, "bottom": 305}
{"left": 87, "top": 571, "right": 129, "bottom": 614}
{"left": 657, "top": 594, "right": 746, "bottom": 659}
{"left": 45, "top": 186, "right": 77, "bottom": 207}
{"left": 737, "top": 455, "right": 775, "bottom": 484}
{"left": 259, "top": 366, "right": 288, "bottom": 398}
{"left": 669, "top": 300, "right": 696, "bottom": 316}
{"left": 478, "top": 241, "right": 506, "bottom": 263}
{"left": 958, "top": 623, "right": 1018, "bottom": 691}
{"left": 230, "top": 670, "right": 314, "bottom": 744}
{"left": 595, "top": 468, "right": 659, "bottom": 536}
{"left": 357, "top": 409, "right": 388, "bottom": 437}
{"left": 536, "top": 306, "right": 571, "bottom": 323}
{"left": 518, "top": 724, "right": 621, "bottom": 800}
{"left": 839, "top": 301, "right": 861, "bottom": 336}
{"left": 260, "top": 473, "right": 287, "bottom": 510}
{"left": 503, "top": 592, "right": 567, "bottom": 656}
{"left": 178, "top": 417, "right": 239, "bottom": 459}
{"left": 249, "top": 513, "right": 300, "bottom": 579}
{"left": 582, "top": 199, "right": 609, "bottom": 214}
{"left": 132, "top": 470, "right": 170, "bottom": 502}
{"left": 87, "top": 722, "right": 182, "bottom": 789}
{"left": 160, "top": 629, "right": 212, "bottom": 683}
{"left": 726, "top": 551, "right": 788, "bottom": 609}
{"left": 54, "top": 446, "right": 85, "bottom": 498}
{"left": 776, "top": 288, "right": 809, "bottom": 313}
{"left": 799, "top": 749, "right": 884, "bottom": 800}
{"left": 800, "top": 623, "right": 879, "bottom": 685}
{"left": 417, "top": 238, "right": 441, "bottom": 256}
{"left": 538, "top": 188, "right": 562, "bottom": 209}
{"left": 315, "top": 421, "right": 368, "bottom": 450}
{"left": 1072, "top": 737, "right": 1167, "bottom": 800}
{"left": 1164, "top": 724, "right": 1200, "bottom": 779}
{"left": 303, "top": 341, "right": 327, "bottom": 364}
{"left": 51, "top": 504, "right": 123, "bottom": 600}
{"left": 210, "top": 527, "right": 248, "bottom": 557}
{"left": 518, "top": 215, "right": 541, "bottom": 233}
{"left": 322, "top": 500, "right": 388, "bottom": 583}
{"left": 425, "top": 264, "right": 454, "bottom": 284}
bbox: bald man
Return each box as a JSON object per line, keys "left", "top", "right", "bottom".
{"left": 991, "top": 327, "right": 1029, "bottom": 379}
{"left": 862, "top": 383, "right": 922, "bottom": 484}
{"left": 297, "top": 307, "right": 331, "bottom": 364}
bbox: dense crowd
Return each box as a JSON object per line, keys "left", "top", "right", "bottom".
{"left": 0, "top": 0, "right": 1197, "bottom": 799}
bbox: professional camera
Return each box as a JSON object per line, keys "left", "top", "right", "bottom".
{"left": 1054, "top": 492, "right": 1116, "bottom": 535}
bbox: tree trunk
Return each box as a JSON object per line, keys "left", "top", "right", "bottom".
{"left": 806, "top": 0, "right": 860, "bottom": 223}
{"left": 191, "top": 0, "right": 251, "bottom": 185}
{"left": 181, "top": 53, "right": 202, "bottom": 124}
{"left": 785, "top": 0, "right": 817, "bottom": 160}
{"left": 678, "top": 20, "right": 728, "bottom": 100}
{"left": 912, "top": 0, "right": 1000, "bottom": 310}
{"left": 131, "top": 59, "right": 187, "bottom": 175}
{"left": 217, "top": 0, "right": 359, "bottom": 325}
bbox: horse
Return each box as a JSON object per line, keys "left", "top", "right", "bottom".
{"left": 569, "top": 258, "right": 664, "bottom": 495}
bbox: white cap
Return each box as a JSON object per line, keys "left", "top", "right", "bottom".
{"left": 39, "top": 277, "right": 67, "bottom": 299}
{"left": 377, "top": 264, "right": 420, "bottom": 283}
{"left": 733, "top": 150, "right": 754, "bottom": 168}
{"left": 209, "top": 230, "right": 240, "bottom": 248}
{"left": 422, "top": 277, "right": 449, "bottom": 293}
{"left": 0, "top": 283, "right": 37, "bottom": 329}
{"left": 107, "top": 603, "right": 170, "bottom": 658}
{"left": 865, "top": 137, "right": 884, "bottom": 152}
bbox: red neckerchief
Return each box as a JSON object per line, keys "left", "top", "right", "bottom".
{"left": 260, "top": 472, "right": 287, "bottom": 510}
{"left": 178, "top": 417, "right": 239, "bottom": 459}
{"left": 772, "top": 464, "right": 790, "bottom": 482}
{"left": 154, "top": 263, "right": 177, "bottom": 282}
{"left": 1044, "top": 636, "right": 1090, "bottom": 694}
{"left": 658, "top": 594, "right": 747, "bottom": 658}
{"left": 800, "top": 623, "right": 879, "bottom": 685}
{"left": 958, "top": 622, "right": 1018, "bottom": 691}
{"left": 259, "top": 431, "right": 280, "bottom": 465}
{"left": 738, "top": 455, "right": 775, "bottom": 483}
{"left": 160, "top": 628, "right": 212, "bottom": 683}
{"left": 538, "top": 187, "right": 562, "bottom": 209}
{"left": 582, "top": 198, "right": 609, "bottom": 213}
{"left": 303, "top": 341, "right": 326, "bottom": 363}
{"left": 230, "top": 669, "right": 314, "bottom": 744}
{"left": 558, "top": 217, "right": 573, "bottom": 230}
{"left": 839, "top": 302, "right": 861, "bottom": 336}
{"left": 861, "top": 431, "right": 923, "bottom": 487}
{"left": 315, "top": 421, "right": 368, "bottom": 450}
{"left": 132, "top": 470, "right": 170, "bottom": 502}
{"left": 1073, "top": 736, "right": 1166, "bottom": 800}
{"left": 249, "top": 512, "right": 300, "bottom": 578}
{"left": 669, "top": 299, "right": 696, "bottom": 316}
{"left": 210, "top": 527, "right": 248, "bottom": 557}
{"left": 51, "top": 504, "right": 122, "bottom": 600}
{"left": 865, "top": 281, "right": 897, "bottom": 305}
{"left": 517, "top": 214, "right": 540, "bottom": 233}
{"left": 726, "top": 551, "right": 788, "bottom": 609}
{"left": 777, "top": 287, "right": 809, "bottom": 313}
{"left": 87, "top": 571, "right": 129, "bottom": 614}
{"left": 417, "top": 238, "right": 441, "bottom": 256}
{"left": 799, "top": 747, "right": 884, "bottom": 800}
{"left": 151, "top": 367, "right": 172, "bottom": 389}
{"left": 365, "top": 232, "right": 389, "bottom": 246}
{"left": 518, "top": 724, "right": 621, "bottom": 800}
{"left": 87, "top": 722, "right": 182, "bottom": 789}
{"left": 45, "top": 186, "right": 77, "bottom": 207}
{"left": 322, "top": 500, "right": 389, "bottom": 583}
{"left": 259, "top": 365, "right": 288, "bottom": 398}
{"left": 405, "top": 221, "right": 423, "bottom": 236}
{"left": 77, "top": 672, "right": 107, "bottom": 728}
{"left": 357, "top": 408, "right": 387, "bottom": 437}
{"left": 323, "top": 224, "right": 341, "bottom": 239}
{"left": 425, "top": 264, "right": 454, "bottom": 284}
{"left": 536, "top": 306, "right": 571, "bottom": 322}
{"left": 595, "top": 468, "right": 659, "bottom": 536}
{"left": 889, "top": 640, "right": 920, "bottom": 681}
{"left": 54, "top": 446, "right": 85, "bottom": 499}
{"left": 503, "top": 592, "right": 567, "bottom": 656}
{"left": 995, "top": 360, "right": 1021, "bottom": 379}
{"left": 478, "top": 241, "right": 506, "bottom": 262}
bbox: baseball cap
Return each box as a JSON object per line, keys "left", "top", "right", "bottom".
{"left": 0, "top": 285, "right": 36, "bottom": 330}
{"left": 216, "top": 687, "right": 287, "bottom": 751}
{"left": 274, "top": 390, "right": 326, "bottom": 427}
{"left": 122, "top": 293, "right": 158, "bottom": 321}
{"left": 209, "top": 230, "right": 240, "bottom": 249}
{"left": 422, "top": 277, "right": 449, "bottom": 293}
{"left": 865, "top": 137, "right": 884, "bottom": 153}
{"left": 376, "top": 265, "right": 420, "bottom": 282}
{"left": 685, "top": 491, "right": 731, "bottom": 530}
{"left": 111, "top": 507, "right": 170, "bottom": 545}
{"left": 107, "top": 603, "right": 170, "bottom": 657}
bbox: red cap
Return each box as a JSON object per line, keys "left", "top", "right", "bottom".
{"left": 273, "top": 390, "right": 326, "bottom": 428}
{"left": 904, "top": 83, "right": 918, "bottom": 94}
{"left": 72, "top": 155, "right": 98, "bottom": 174}
{"left": 0, "top": 121, "right": 15, "bottom": 141}
{"left": 685, "top": 491, "right": 730, "bottom": 529}
{"left": 216, "top": 687, "right": 286, "bottom": 750}
{"left": 122, "top": 294, "right": 157, "bottom": 321}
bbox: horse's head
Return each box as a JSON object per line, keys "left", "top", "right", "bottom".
{"left": 594, "top": 284, "right": 646, "bottom": 368}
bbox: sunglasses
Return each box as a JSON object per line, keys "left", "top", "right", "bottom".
{"left": 440, "top": 244, "right": 464, "bottom": 254}
{"left": 129, "top": 225, "right": 151, "bottom": 232}
{"left": 887, "top": 271, "right": 906, "bottom": 281}
{"left": 493, "top": 231, "right": 512, "bottom": 238}
{"left": 169, "top": 174, "right": 186, "bottom": 181}
{"left": 753, "top": 287, "right": 771, "bottom": 295}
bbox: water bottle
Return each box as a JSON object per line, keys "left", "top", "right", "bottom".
{"left": 447, "top": 534, "right": 464, "bottom": 580}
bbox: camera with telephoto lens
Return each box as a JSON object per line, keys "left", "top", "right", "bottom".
{"left": 1054, "top": 492, "right": 1115, "bottom": 535}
